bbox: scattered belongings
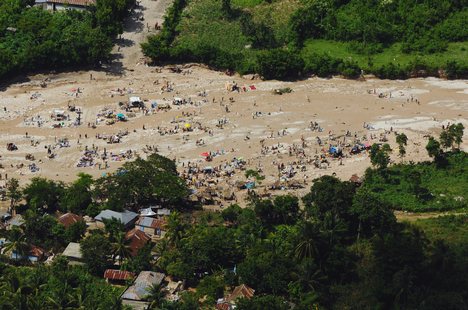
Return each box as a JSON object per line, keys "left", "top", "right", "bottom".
{"left": 6, "top": 143, "right": 18, "bottom": 151}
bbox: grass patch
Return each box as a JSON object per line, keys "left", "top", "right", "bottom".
{"left": 232, "top": 0, "right": 264, "bottom": 8}
{"left": 413, "top": 215, "right": 468, "bottom": 246}
{"left": 303, "top": 40, "right": 468, "bottom": 71}
{"left": 363, "top": 152, "right": 468, "bottom": 212}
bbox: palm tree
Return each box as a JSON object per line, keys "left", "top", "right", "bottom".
{"left": 111, "top": 232, "right": 132, "bottom": 265}
{"left": 6, "top": 178, "right": 22, "bottom": 216}
{"left": 3, "top": 227, "right": 29, "bottom": 262}
{"left": 295, "top": 222, "right": 319, "bottom": 261}
{"left": 146, "top": 284, "right": 164, "bottom": 308}
{"left": 0, "top": 271, "right": 36, "bottom": 310}
{"left": 165, "top": 212, "right": 186, "bottom": 246}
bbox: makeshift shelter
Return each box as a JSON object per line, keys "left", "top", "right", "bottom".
{"left": 129, "top": 96, "right": 143, "bottom": 108}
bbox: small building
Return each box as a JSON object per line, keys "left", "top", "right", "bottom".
{"left": 35, "top": 0, "right": 96, "bottom": 11}
{"left": 135, "top": 217, "right": 167, "bottom": 239}
{"left": 11, "top": 245, "right": 46, "bottom": 263}
{"left": 104, "top": 269, "right": 135, "bottom": 284}
{"left": 62, "top": 242, "right": 84, "bottom": 265}
{"left": 58, "top": 212, "right": 84, "bottom": 228}
{"left": 140, "top": 207, "right": 157, "bottom": 217}
{"left": 216, "top": 284, "right": 255, "bottom": 309}
{"left": 95, "top": 210, "right": 138, "bottom": 229}
{"left": 8, "top": 215, "right": 24, "bottom": 229}
{"left": 125, "top": 228, "right": 151, "bottom": 257}
{"left": 122, "top": 271, "right": 166, "bottom": 309}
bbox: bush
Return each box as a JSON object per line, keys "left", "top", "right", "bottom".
{"left": 444, "top": 60, "right": 468, "bottom": 79}
{"left": 338, "top": 60, "right": 361, "bottom": 78}
{"left": 302, "top": 52, "right": 341, "bottom": 78}
{"left": 375, "top": 63, "right": 408, "bottom": 80}
{"left": 256, "top": 48, "right": 303, "bottom": 80}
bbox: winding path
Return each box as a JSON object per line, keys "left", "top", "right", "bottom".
{"left": 108, "top": 0, "right": 173, "bottom": 74}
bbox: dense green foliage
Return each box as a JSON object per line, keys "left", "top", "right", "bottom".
{"left": 362, "top": 151, "right": 467, "bottom": 212}
{"left": 0, "top": 0, "right": 134, "bottom": 80}
{"left": 150, "top": 176, "right": 468, "bottom": 308}
{"left": 0, "top": 261, "right": 124, "bottom": 309}
{"left": 142, "top": 0, "right": 468, "bottom": 80}
{"left": 1, "top": 152, "right": 467, "bottom": 308}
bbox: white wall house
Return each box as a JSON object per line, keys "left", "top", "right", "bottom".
{"left": 35, "top": 0, "right": 96, "bottom": 12}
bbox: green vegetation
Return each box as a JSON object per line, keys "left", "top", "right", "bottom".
{"left": 413, "top": 215, "right": 468, "bottom": 247}
{"left": 0, "top": 261, "right": 124, "bottom": 309}
{"left": 0, "top": 0, "right": 134, "bottom": 80}
{"left": 142, "top": 0, "right": 468, "bottom": 80}
{"left": 0, "top": 151, "right": 467, "bottom": 308}
{"left": 152, "top": 177, "right": 468, "bottom": 308}
{"left": 363, "top": 151, "right": 467, "bottom": 212}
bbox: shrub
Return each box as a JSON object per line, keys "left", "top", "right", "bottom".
{"left": 256, "top": 48, "right": 303, "bottom": 80}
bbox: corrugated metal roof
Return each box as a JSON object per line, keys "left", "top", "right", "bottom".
{"left": 58, "top": 213, "right": 83, "bottom": 228}
{"left": 95, "top": 210, "right": 138, "bottom": 225}
{"left": 104, "top": 269, "right": 135, "bottom": 281}
{"left": 136, "top": 217, "right": 167, "bottom": 229}
{"left": 122, "top": 271, "right": 165, "bottom": 301}
{"left": 125, "top": 229, "right": 151, "bottom": 256}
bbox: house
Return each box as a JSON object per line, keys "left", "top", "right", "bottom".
{"left": 34, "top": 0, "right": 96, "bottom": 11}
{"left": 104, "top": 269, "right": 135, "bottom": 284}
{"left": 125, "top": 228, "right": 151, "bottom": 257}
{"left": 95, "top": 210, "right": 138, "bottom": 229}
{"left": 135, "top": 217, "right": 167, "bottom": 239}
{"left": 349, "top": 174, "right": 363, "bottom": 186}
{"left": 11, "top": 245, "right": 46, "bottom": 263}
{"left": 62, "top": 242, "right": 84, "bottom": 265}
{"left": 58, "top": 212, "right": 84, "bottom": 228}
{"left": 216, "top": 284, "right": 255, "bottom": 309}
{"left": 121, "top": 271, "right": 166, "bottom": 309}
{"left": 8, "top": 215, "right": 24, "bottom": 229}
{"left": 140, "top": 207, "right": 157, "bottom": 217}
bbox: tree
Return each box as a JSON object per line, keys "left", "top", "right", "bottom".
{"left": 439, "top": 130, "right": 453, "bottom": 150}
{"left": 128, "top": 244, "right": 153, "bottom": 273}
{"left": 3, "top": 227, "right": 29, "bottom": 262}
{"left": 22, "top": 177, "right": 64, "bottom": 213}
{"left": 449, "top": 123, "right": 464, "bottom": 149}
{"left": 302, "top": 175, "right": 355, "bottom": 223}
{"left": 351, "top": 188, "right": 396, "bottom": 239}
{"left": 61, "top": 173, "right": 93, "bottom": 214}
{"left": 165, "top": 211, "right": 186, "bottom": 246}
{"left": 80, "top": 233, "right": 111, "bottom": 275}
{"left": 221, "top": 0, "right": 232, "bottom": 18}
{"left": 236, "top": 295, "right": 289, "bottom": 310}
{"left": 256, "top": 48, "right": 304, "bottom": 80}
{"left": 103, "top": 217, "right": 125, "bottom": 241}
{"left": 426, "top": 137, "right": 441, "bottom": 161}
{"left": 65, "top": 220, "right": 87, "bottom": 242}
{"left": 253, "top": 195, "right": 300, "bottom": 228}
{"left": 93, "top": 154, "right": 189, "bottom": 210}
{"left": 5, "top": 178, "right": 22, "bottom": 216}
{"left": 111, "top": 232, "right": 132, "bottom": 265}
{"left": 369, "top": 143, "right": 392, "bottom": 169}
{"left": 396, "top": 133, "right": 408, "bottom": 158}
{"left": 147, "top": 284, "right": 165, "bottom": 308}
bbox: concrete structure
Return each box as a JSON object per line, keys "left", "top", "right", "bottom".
{"left": 35, "top": 0, "right": 96, "bottom": 11}
{"left": 62, "top": 242, "right": 84, "bottom": 265}
{"left": 135, "top": 217, "right": 166, "bottom": 238}
{"left": 122, "top": 271, "right": 166, "bottom": 309}
{"left": 95, "top": 210, "right": 138, "bottom": 229}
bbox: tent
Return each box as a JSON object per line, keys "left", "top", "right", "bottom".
{"left": 116, "top": 113, "right": 126, "bottom": 121}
